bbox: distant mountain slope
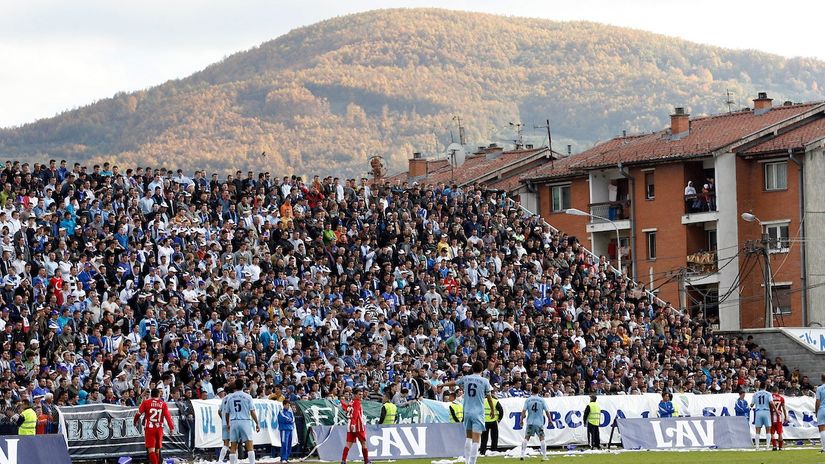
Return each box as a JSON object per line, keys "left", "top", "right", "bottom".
{"left": 3, "top": 8, "right": 825, "bottom": 176}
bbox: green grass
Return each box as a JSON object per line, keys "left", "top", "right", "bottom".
{"left": 390, "top": 449, "right": 825, "bottom": 464}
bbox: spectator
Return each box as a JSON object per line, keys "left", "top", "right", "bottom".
{"left": 0, "top": 159, "right": 803, "bottom": 426}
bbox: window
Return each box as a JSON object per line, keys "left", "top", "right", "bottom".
{"left": 707, "top": 229, "right": 718, "bottom": 251}
{"left": 645, "top": 172, "right": 655, "bottom": 199}
{"left": 551, "top": 185, "right": 571, "bottom": 212}
{"left": 771, "top": 284, "right": 791, "bottom": 315}
{"left": 646, "top": 231, "right": 657, "bottom": 260}
{"left": 764, "top": 161, "right": 788, "bottom": 191}
{"left": 764, "top": 222, "right": 790, "bottom": 253}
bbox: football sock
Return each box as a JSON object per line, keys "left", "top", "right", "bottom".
{"left": 520, "top": 439, "right": 527, "bottom": 457}
{"left": 820, "top": 431, "right": 825, "bottom": 451}
{"left": 230, "top": 452, "right": 238, "bottom": 464}
{"left": 540, "top": 440, "right": 547, "bottom": 458}
{"left": 219, "top": 446, "right": 229, "bottom": 462}
{"left": 470, "top": 442, "right": 480, "bottom": 464}
{"left": 464, "top": 439, "right": 472, "bottom": 462}
{"left": 342, "top": 446, "right": 350, "bottom": 462}
{"left": 248, "top": 450, "right": 256, "bottom": 464}
{"left": 362, "top": 446, "right": 369, "bottom": 464}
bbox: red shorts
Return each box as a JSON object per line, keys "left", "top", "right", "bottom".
{"left": 145, "top": 428, "right": 164, "bottom": 449}
{"left": 346, "top": 430, "right": 366, "bottom": 443}
{"left": 772, "top": 421, "right": 783, "bottom": 435}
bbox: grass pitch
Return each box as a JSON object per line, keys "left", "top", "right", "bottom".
{"left": 191, "top": 447, "right": 825, "bottom": 464}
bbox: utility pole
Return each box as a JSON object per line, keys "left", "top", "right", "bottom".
{"left": 762, "top": 232, "right": 774, "bottom": 328}
{"left": 741, "top": 213, "right": 774, "bottom": 328}
{"left": 744, "top": 236, "right": 774, "bottom": 328}
{"left": 534, "top": 119, "right": 554, "bottom": 168}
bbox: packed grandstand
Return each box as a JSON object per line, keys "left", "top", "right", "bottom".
{"left": 0, "top": 159, "right": 813, "bottom": 435}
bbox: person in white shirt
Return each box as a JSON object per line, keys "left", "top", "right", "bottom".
{"left": 335, "top": 178, "right": 345, "bottom": 202}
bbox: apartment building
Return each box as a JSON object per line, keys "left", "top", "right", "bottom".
{"left": 522, "top": 93, "right": 825, "bottom": 330}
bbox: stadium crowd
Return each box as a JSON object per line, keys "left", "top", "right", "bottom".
{"left": 0, "top": 159, "right": 813, "bottom": 432}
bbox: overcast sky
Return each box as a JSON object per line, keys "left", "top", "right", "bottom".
{"left": 1, "top": 0, "right": 822, "bottom": 128}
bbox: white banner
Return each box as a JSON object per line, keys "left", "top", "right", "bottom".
{"left": 494, "top": 393, "right": 819, "bottom": 447}
{"left": 782, "top": 328, "right": 825, "bottom": 352}
{"left": 191, "top": 399, "right": 299, "bottom": 449}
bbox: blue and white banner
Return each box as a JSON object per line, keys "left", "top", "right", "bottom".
{"left": 191, "top": 399, "right": 299, "bottom": 449}
{"left": 57, "top": 403, "right": 191, "bottom": 460}
{"left": 0, "top": 435, "right": 70, "bottom": 464}
{"left": 617, "top": 416, "right": 752, "bottom": 449}
{"left": 313, "top": 423, "right": 465, "bottom": 461}
{"left": 783, "top": 328, "right": 825, "bottom": 352}
{"left": 495, "top": 393, "right": 819, "bottom": 447}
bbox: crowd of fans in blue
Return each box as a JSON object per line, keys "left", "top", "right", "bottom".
{"left": 0, "top": 159, "right": 812, "bottom": 433}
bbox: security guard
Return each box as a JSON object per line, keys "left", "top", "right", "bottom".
{"left": 379, "top": 390, "right": 398, "bottom": 424}
{"left": 480, "top": 394, "right": 504, "bottom": 454}
{"left": 17, "top": 398, "right": 37, "bottom": 436}
{"left": 583, "top": 395, "right": 601, "bottom": 449}
{"left": 447, "top": 390, "right": 463, "bottom": 423}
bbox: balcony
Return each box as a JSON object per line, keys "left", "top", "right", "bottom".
{"left": 585, "top": 201, "right": 632, "bottom": 234}
{"left": 684, "top": 250, "right": 720, "bottom": 285}
{"left": 681, "top": 193, "right": 718, "bottom": 224}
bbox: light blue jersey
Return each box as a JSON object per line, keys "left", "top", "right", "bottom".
{"left": 752, "top": 390, "right": 772, "bottom": 428}
{"left": 457, "top": 375, "right": 492, "bottom": 417}
{"left": 223, "top": 391, "right": 256, "bottom": 443}
{"left": 817, "top": 385, "right": 825, "bottom": 410}
{"left": 219, "top": 395, "right": 231, "bottom": 440}
{"left": 816, "top": 384, "right": 825, "bottom": 424}
{"left": 524, "top": 395, "right": 549, "bottom": 427}
{"left": 752, "top": 390, "right": 772, "bottom": 411}
{"left": 457, "top": 374, "right": 492, "bottom": 433}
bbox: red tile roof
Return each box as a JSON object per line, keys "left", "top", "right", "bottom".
{"left": 520, "top": 147, "right": 603, "bottom": 181}
{"left": 387, "top": 147, "right": 552, "bottom": 188}
{"left": 744, "top": 116, "right": 825, "bottom": 154}
{"left": 572, "top": 103, "right": 822, "bottom": 169}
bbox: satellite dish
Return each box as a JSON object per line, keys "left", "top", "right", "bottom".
{"left": 447, "top": 142, "right": 466, "bottom": 167}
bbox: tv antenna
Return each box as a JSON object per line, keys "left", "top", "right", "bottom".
{"left": 724, "top": 89, "right": 736, "bottom": 114}
{"left": 452, "top": 115, "right": 467, "bottom": 145}
{"left": 446, "top": 142, "right": 466, "bottom": 182}
{"left": 508, "top": 122, "right": 524, "bottom": 149}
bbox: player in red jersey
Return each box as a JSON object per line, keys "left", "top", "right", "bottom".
{"left": 341, "top": 388, "right": 368, "bottom": 464}
{"left": 770, "top": 386, "right": 788, "bottom": 451}
{"left": 134, "top": 388, "right": 174, "bottom": 464}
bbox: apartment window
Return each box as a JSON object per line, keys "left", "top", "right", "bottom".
{"left": 646, "top": 231, "right": 657, "bottom": 260}
{"left": 551, "top": 185, "right": 571, "bottom": 212}
{"left": 771, "top": 284, "right": 792, "bottom": 315}
{"left": 707, "top": 229, "right": 717, "bottom": 251}
{"left": 764, "top": 161, "right": 788, "bottom": 191}
{"left": 764, "top": 222, "right": 790, "bottom": 253}
{"left": 645, "top": 172, "right": 655, "bottom": 199}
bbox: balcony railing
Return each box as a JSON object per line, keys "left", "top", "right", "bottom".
{"left": 685, "top": 193, "right": 717, "bottom": 214}
{"left": 687, "top": 250, "right": 717, "bottom": 275}
{"left": 589, "top": 201, "right": 631, "bottom": 223}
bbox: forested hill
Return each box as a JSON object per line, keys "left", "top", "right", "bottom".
{"left": 3, "top": 8, "right": 825, "bottom": 177}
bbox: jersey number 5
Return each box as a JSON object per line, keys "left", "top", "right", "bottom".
{"left": 234, "top": 400, "right": 242, "bottom": 412}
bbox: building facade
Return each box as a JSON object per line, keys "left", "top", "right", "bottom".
{"left": 523, "top": 94, "right": 825, "bottom": 330}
